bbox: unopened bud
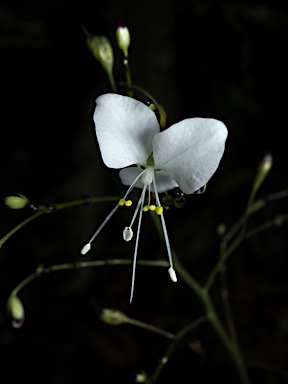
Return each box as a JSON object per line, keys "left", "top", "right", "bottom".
{"left": 7, "top": 294, "right": 25, "bottom": 328}
{"left": 4, "top": 193, "right": 29, "bottom": 209}
{"left": 254, "top": 153, "right": 273, "bottom": 190}
{"left": 87, "top": 35, "right": 114, "bottom": 74}
{"left": 116, "top": 23, "right": 130, "bottom": 57}
{"left": 135, "top": 371, "right": 147, "bottom": 383}
{"left": 100, "top": 308, "right": 128, "bottom": 325}
{"left": 217, "top": 223, "right": 227, "bottom": 236}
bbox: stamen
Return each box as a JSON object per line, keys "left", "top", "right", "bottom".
{"left": 80, "top": 169, "right": 147, "bottom": 255}
{"left": 168, "top": 267, "right": 177, "bottom": 282}
{"left": 152, "top": 175, "right": 177, "bottom": 283}
{"left": 129, "top": 188, "right": 146, "bottom": 228}
{"left": 130, "top": 185, "right": 147, "bottom": 303}
{"left": 155, "top": 206, "right": 163, "bottom": 215}
{"left": 81, "top": 243, "right": 91, "bottom": 255}
{"left": 123, "top": 227, "right": 133, "bottom": 241}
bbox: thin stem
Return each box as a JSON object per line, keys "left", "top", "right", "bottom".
{"left": 10, "top": 259, "right": 169, "bottom": 297}
{"left": 126, "top": 318, "right": 174, "bottom": 340}
{"left": 150, "top": 316, "right": 207, "bottom": 382}
{"left": 219, "top": 262, "right": 240, "bottom": 348}
{"left": 175, "top": 255, "right": 249, "bottom": 383}
{"left": 0, "top": 196, "right": 120, "bottom": 250}
{"left": 107, "top": 69, "right": 117, "bottom": 92}
{"left": 206, "top": 212, "right": 288, "bottom": 291}
{"left": 0, "top": 208, "right": 48, "bottom": 249}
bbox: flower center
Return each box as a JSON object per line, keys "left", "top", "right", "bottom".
{"left": 141, "top": 166, "right": 154, "bottom": 185}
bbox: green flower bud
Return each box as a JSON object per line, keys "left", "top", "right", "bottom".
{"left": 4, "top": 193, "right": 29, "bottom": 209}
{"left": 87, "top": 35, "right": 114, "bottom": 74}
{"left": 7, "top": 294, "right": 25, "bottom": 328}
{"left": 135, "top": 371, "right": 147, "bottom": 383}
{"left": 217, "top": 223, "right": 227, "bottom": 236}
{"left": 254, "top": 153, "right": 273, "bottom": 189}
{"left": 116, "top": 23, "right": 130, "bottom": 57}
{"left": 100, "top": 308, "right": 128, "bottom": 325}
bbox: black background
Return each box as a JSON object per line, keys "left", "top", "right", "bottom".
{"left": 1, "top": 1, "right": 288, "bottom": 383}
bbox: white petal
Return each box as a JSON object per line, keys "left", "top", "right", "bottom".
{"left": 94, "top": 94, "right": 160, "bottom": 168}
{"left": 119, "top": 167, "right": 178, "bottom": 192}
{"left": 153, "top": 118, "right": 228, "bottom": 194}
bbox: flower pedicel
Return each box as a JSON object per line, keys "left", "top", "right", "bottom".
{"left": 81, "top": 93, "right": 228, "bottom": 302}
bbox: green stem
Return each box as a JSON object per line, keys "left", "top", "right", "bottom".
{"left": 107, "top": 69, "right": 117, "bottom": 92}
{"left": 126, "top": 318, "right": 174, "bottom": 340}
{"left": 150, "top": 316, "right": 207, "bottom": 382}
{"left": 206, "top": 212, "right": 288, "bottom": 291}
{"left": 0, "top": 196, "right": 120, "bottom": 250}
{"left": 0, "top": 208, "right": 48, "bottom": 249}
{"left": 219, "top": 262, "right": 240, "bottom": 348}
{"left": 174, "top": 255, "right": 249, "bottom": 384}
{"left": 10, "top": 259, "right": 169, "bottom": 296}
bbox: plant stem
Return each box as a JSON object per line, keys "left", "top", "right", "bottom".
{"left": 0, "top": 196, "right": 120, "bottom": 250}
{"left": 126, "top": 318, "right": 174, "bottom": 340}
{"left": 150, "top": 316, "right": 207, "bottom": 382}
{"left": 174, "top": 255, "right": 250, "bottom": 384}
{"left": 10, "top": 259, "right": 169, "bottom": 296}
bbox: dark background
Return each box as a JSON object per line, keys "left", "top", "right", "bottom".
{"left": 1, "top": 0, "right": 288, "bottom": 383}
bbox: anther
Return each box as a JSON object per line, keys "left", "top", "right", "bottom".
{"left": 124, "top": 200, "right": 132, "bottom": 207}
{"left": 123, "top": 227, "right": 133, "bottom": 241}
{"left": 168, "top": 267, "right": 177, "bottom": 282}
{"left": 143, "top": 205, "right": 149, "bottom": 212}
{"left": 81, "top": 243, "right": 91, "bottom": 255}
{"left": 118, "top": 199, "right": 125, "bottom": 206}
{"left": 155, "top": 206, "right": 163, "bottom": 215}
{"left": 149, "top": 205, "right": 156, "bottom": 211}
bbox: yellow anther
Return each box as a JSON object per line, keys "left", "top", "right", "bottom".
{"left": 149, "top": 205, "right": 156, "bottom": 211}
{"left": 155, "top": 206, "right": 163, "bottom": 215}
{"left": 149, "top": 103, "right": 156, "bottom": 111}
{"left": 124, "top": 200, "right": 132, "bottom": 207}
{"left": 143, "top": 205, "right": 149, "bottom": 212}
{"left": 118, "top": 199, "right": 125, "bottom": 206}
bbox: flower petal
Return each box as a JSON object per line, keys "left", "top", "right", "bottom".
{"left": 94, "top": 94, "right": 160, "bottom": 168}
{"left": 119, "top": 167, "right": 178, "bottom": 192}
{"left": 153, "top": 118, "right": 228, "bottom": 194}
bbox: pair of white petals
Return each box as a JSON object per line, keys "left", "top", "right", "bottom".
{"left": 82, "top": 93, "right": 228, "bottom": 302}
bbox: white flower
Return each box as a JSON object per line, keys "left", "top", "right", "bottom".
{"left": 81, "top": 93, "right": 228, "bottom": 302}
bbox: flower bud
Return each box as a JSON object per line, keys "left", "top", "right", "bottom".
{"left": 254, "top": 153, "right": 273, "bottom": 190}
{"left": 7, "top": 294, "right": 25, "bottom": 328}
{"left": 87, "top": 35, "right": 114, "bottom": 75}
{"left": 116, "top": 23, "right": 130, "bottom": 57}
{"left": 4, "top": 193, "right": 29, "bottom": 209}
{"left": 135, "top": 371, "right": 147, "bottom": 383}
{"left": 100, "top": 308, "right": 128, "bottom": 325}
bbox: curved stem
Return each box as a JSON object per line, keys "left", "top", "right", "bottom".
{"left": 0, "top": 208, "right": 48, "bottom": 249}
{"left": 10, "top": 259, "right": 169, "bottom": 297}
{"left": 150, "top": 316, "right": 208, "bottom": 382}
{"left": 174, "top": 255, "right": 250, "bottom": 384}
{"left": 0, "top": 196, "right": 120, "bottom": 250}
